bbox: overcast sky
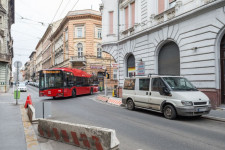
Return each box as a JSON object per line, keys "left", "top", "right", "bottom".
{"left": 12, "top": 0, "right": 102, "bottom": 71}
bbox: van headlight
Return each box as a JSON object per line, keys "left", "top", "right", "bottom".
{"left": 181, "top": 101, "right": 193, "bottom": 106}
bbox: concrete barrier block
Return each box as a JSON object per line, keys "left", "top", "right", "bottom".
{"left": 28, "top": 105, "right": 37, "bottom": 122}
{"left": 38, "top": 119, "right": 120, "bottom": 150}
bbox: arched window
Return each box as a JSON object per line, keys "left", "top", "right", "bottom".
{"left": 127, "top": 54, "right": 135, "bottom": 77}
{"left": 158, "top": 42, "right": 180, "bottom": 75}
{"left": 77, "top": 43, "right": 83, "bottom": 57}
{"left": 97, "top": 44, "right": 102, "bottom": 58}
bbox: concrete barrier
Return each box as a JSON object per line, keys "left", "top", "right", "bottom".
{"left": 28, "top": 105, "right": 37, "bottom": 122}
{"left": 38, "top": 119, "right": 120, "bottom": 150}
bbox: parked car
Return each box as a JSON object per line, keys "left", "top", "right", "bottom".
{"left": 17, "top": 83, "right": 27, "bottom": 92}
{"left": 122, "top": 75, "right": 211, "bottom": 120}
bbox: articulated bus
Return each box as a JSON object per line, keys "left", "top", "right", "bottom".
{"left": 39, "top": 68, "right": 98, "bottom": 99}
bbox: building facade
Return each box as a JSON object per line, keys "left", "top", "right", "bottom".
{"left": 24, "top": 61, "right": 30, "bottom": 81}
{"left": 0, "top": 0, "right": 14, "bottom": 92}
{"left": 29, "top": 51, "right": 36, "bottom": 82}
{"left": 101, "top": 0, "right": 225, "bottom": 107}
{"left": 50, "top": 10, "right": 118, "bottom": 89}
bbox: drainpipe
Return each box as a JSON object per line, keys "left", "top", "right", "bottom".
{"left": 117, "top": 1, "right": 121, "bottom": 97}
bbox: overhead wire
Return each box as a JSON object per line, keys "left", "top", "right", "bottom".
{"left": 70, "top": 0, "right": 80, "bottom": 11}
{"left": 58, "top": 0, "right": 73, "bottom": 19}
{"left": 51, "top": 0, "right": 64, "bottom": 23}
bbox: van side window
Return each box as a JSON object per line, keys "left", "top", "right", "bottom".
{"left": 151, "top": 78, "right": 165, "bottom": 91}
{"left": 124, "top": 79, "right": 135, "bottom": 90}
{"left": 139, "top": 78, "right": 150, "bottom": 91}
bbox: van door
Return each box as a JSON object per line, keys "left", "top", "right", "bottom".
{"left": 134, "top": 78, "right": 151, "bottom": 108}
{"left": 150, "top": 78, "right": 168, "bottom": 110}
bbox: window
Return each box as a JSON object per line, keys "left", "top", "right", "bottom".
{"left": 77, "top": 28, "right": 83, "bottom": 38}
{"left": 97, "top": 28, "right": 102, "bottom": 39}
{"left": 109, "top": 11, "right": 114, "bottom": 34}
{"left": 139, "top": 78, "right": 150, "bottom": 91}
{"left": 169, "top": 0, "right": 176, "bottom": 8}
{"left": 97, "top": 44, "right": 102, "bottom": 58}
{"left": 64, "top": 72, "right": 73, "bottom": 87}
{"left": 124, "top": 79, "right": 135, "bottom": 90}
{"left": 151, "top": 78, "right": 166, "bottom": 91}
{"left": 74, "top": 25, "right": 85, "bottom": 38}
{"left": 65, "top": 27, "right": 68, "bottom": 41}
{"left": 113, "top": 69, "right": 118, "bottom": 80}
{"left": 77, "top": 43, "right": 83, "bottom": 57}
{"left": 131, "top": 2, "right": 135, "bottom": 27}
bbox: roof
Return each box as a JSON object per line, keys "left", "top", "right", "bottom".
{"left": 43, "top": 67, "right": 92, "bottom": 78}
{"left": 29, "top": 51, "right": 36, "bottom": 59}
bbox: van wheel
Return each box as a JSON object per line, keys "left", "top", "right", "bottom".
{"left": 164, "top": 105, "right": 176, "bottom": 120}
{"left": 72, "top": 90, "right": 76, "bottom": 98}
{"left": 127, "top": 99, "right": 135, "bottom": 110}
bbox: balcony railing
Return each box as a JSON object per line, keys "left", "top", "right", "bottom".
{"left": 70, "top": 56, "right": 86, "bottom": 62}
{"left": 0, "top": 53, "right": 11, "bottom": 63}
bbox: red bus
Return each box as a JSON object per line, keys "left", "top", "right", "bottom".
{"left": 39, "top": 68, "right": 98, "bottom": 99}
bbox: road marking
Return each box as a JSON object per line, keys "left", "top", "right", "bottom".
{"left": 20, "top": 105, "right": 40, "bottom": 150}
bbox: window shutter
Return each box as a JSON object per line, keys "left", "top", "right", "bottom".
{"left": 158, "top": 0, "right": 165, "bottom": 14}
{"left": 109, "top": 12, "right": 114, "bottom": 34}
{"left": 125, "top": 7, "right": 129, "bottom": 29}
{"left": 131, "top": 2, "right": 135, "bottom": 27}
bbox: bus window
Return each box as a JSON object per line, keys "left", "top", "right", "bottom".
{"left": 76, "top": 77, "right": 83, "bottom": 87}
{"left": 64, "top": 72, "right": 74, "bottom": 87}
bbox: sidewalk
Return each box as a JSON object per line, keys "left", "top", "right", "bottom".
{"left": 96, "top": 94, "right": 225, "bottom": 122}
{"left": 0, "top": 103, "right": 27, "bottom": 150}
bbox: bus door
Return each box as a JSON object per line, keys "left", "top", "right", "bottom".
{"left": 76, "top": 77, "right": 86, "bottom": 95}
{"left": 64, "top": 72, "right": 74, "bottom": 97}
{"left": 83, "top": 77, "right": 90, "bottom": 94}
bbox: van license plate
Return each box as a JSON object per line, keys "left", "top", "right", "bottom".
{"left": 197, "top": 107, "right": 207, "bottom": 112}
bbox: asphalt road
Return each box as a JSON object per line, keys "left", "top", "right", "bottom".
{"left": 19, "top": 86, "right": 225, "bottom": 150}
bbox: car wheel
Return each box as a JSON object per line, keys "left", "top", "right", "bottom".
{"left": 127, "top": 99, "right": 135, "bottom": 110}
{"left": 90, "top": 88, "right": 93, "bottom": 95}
{"left": 72, "top": 90, "right": 76, "bottom": 98}
{"left": 163, "top": 105, "right": 177, "bottom": 120}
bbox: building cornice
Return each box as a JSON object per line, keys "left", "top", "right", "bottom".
{"left": 50, "top": 12, "right": 102, "bottom": 40}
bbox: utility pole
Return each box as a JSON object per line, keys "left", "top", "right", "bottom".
{"left": 105, "top": 70, "right": 107, "bottom": 96}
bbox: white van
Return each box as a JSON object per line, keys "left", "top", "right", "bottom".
{"left": 122, "top": 75, "right": 211, "bottom": 119}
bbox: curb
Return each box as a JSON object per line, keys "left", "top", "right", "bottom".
{"left": 202, "top": 115, "right": 225, "bottom": 122}
{"left": 96, "top": 95, "right": 122, "bottom": 106}
{"left": 20, "top": 105, "right": 40, "bottom": 150}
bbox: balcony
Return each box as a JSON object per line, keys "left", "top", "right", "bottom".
{"left": 70, "top": 56, "right": 86, "bottom": 65}
{"left": 0, "top": 53, "right": 11, "bottom": 63}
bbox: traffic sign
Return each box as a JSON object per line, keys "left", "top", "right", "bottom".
{"left": 14, "top": 61, "right": 22, "bottom": 68}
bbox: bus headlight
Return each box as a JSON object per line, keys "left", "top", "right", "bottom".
{"left": 181, "top": 101, "right": 193, "bottom": 106}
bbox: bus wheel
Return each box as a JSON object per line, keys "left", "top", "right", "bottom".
{"left": 90, "top": 88, "right": 93, "bottom": 95}
{"left": 72, "top": 90, "right": 76, "bottom": 98}
{"left": 53, "top": 97, "right": 56, "bottom": 100}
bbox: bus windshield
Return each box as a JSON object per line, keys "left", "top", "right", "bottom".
{"left": 39, "top": 70, "right": 63, "bottom": 90}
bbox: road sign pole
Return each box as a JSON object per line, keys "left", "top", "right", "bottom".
{"left": 14, "top": 61, "right": 22, "bottom": 105}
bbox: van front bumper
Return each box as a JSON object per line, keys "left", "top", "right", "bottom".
{"left": 176, "top": 105, "right": 211, "bottom": 116}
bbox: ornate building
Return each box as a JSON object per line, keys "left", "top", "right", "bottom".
{"left": 0, "top": 0, "right": 14, "bottom": 92}
{"left": 101, "top": 0, "right": 225, "bottom": 107}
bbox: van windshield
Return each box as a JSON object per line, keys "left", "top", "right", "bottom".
{"left": 162, "top": 77, "right": 198, "bottom": 91}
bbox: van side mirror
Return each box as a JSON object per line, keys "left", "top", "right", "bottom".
{"left": 163, "top": 87, "right": 171, "bottom": 96}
